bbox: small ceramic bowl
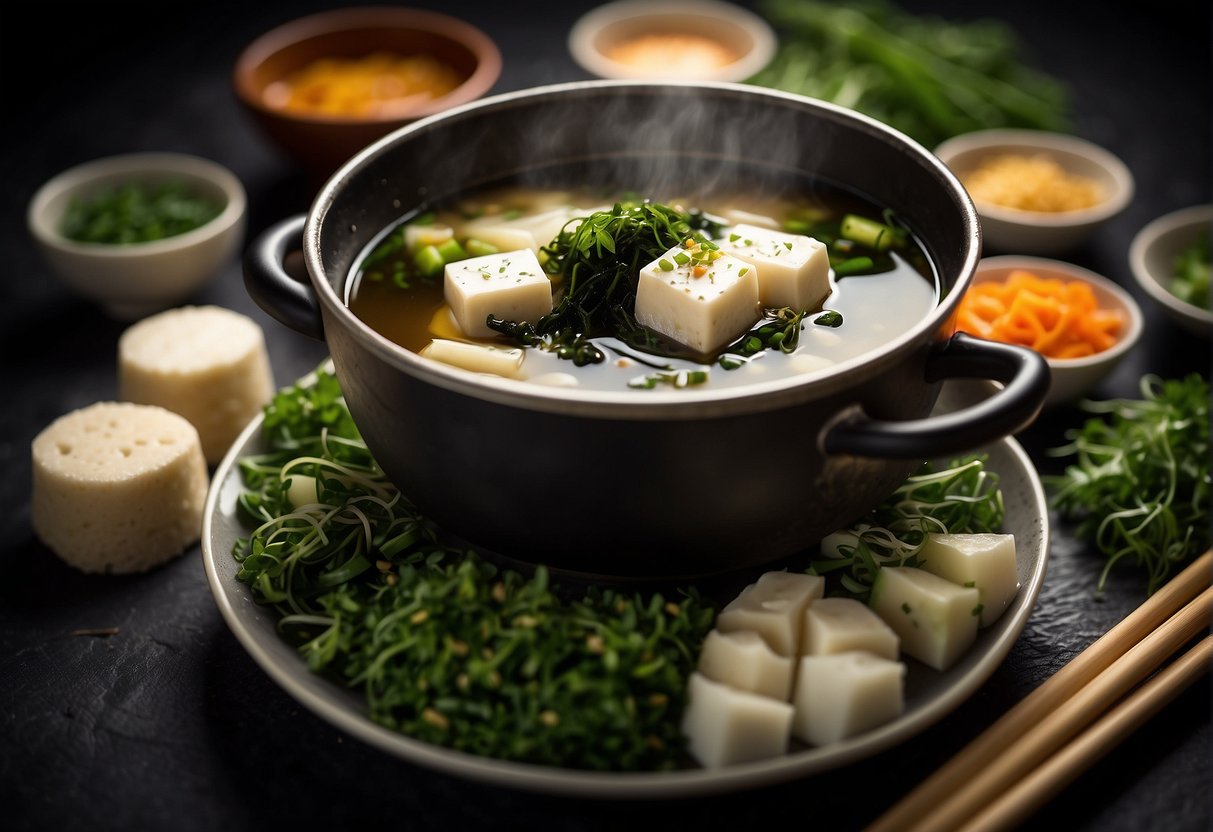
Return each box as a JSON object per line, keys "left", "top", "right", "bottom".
{"left": 568, "top": 0, "right": 776, "bottom": 82}
{"left": 935, "top": 129, "right": 1134, "bottom": 256}
{"left": 1128, "top": 204, "right": 1212, "bottom": 337}
{"left": 27, "top": 152, "right": 246, "bottom": 320}
{"left": 234, "top": 7, "right": 501, "bottom": 177}
{"left": 964, "top": 256, "right": 1143, "bottom": 407}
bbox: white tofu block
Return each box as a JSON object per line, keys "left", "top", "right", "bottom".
{"left": 634, "top": 244, "right": 760, "bottom": 354}
{"left": 792, "top": 652, "right": 906, "bottom": 746}
{"left": 420, "top": 339, "right": 525, "bottom": 379}
{"left": 919, "top": 533, "right": 1020, "bottom": 628}
{"left": 719, "top": 208, "right": 781, "bottom": 230}
{"left": 460, "top": 207, "right": 586, "bottom": 253}
{"left": 801, "top": 597, "right": 900, "bottom": 660}
{"left": 444, "top": 249, "right": 552, "bottom": 338}
{"left": 717, "top": 571, "right": 825, "bottom": 656}
{"left": 718, "top": 223, "right": 830, "bottom": 311}
{"left": 30, "top": 402, "right": 208, "bottom": 574}
{"left": 870, "top": 567, "right": 981, "bottom": 671}
{"left": 697, "top": 629, "right": 795, "bottom": 701}
{"left": 681, "top": 672, "right": 793, "bottom": 768}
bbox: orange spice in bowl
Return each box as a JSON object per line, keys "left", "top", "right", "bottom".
{"left": 955, "top": 268, "right": 1125, "bottom": 359}
{"left": 263, "top": 51, "right": 464, "bottom": 119}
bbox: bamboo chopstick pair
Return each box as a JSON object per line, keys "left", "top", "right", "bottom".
{"left": 866, "top": 550, "right": 1213, "bottom": 832}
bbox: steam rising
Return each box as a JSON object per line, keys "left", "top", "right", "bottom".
{"left": 432, "top": 85, "right": 826, "bottom": 205}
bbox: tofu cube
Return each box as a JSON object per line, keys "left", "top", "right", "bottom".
{"left": 718, "top": 223, "right": 830, "bottom": 311}
{"left": 459, "top": 207, "right": 588, "bottom": 253}
{"left": 801, "top": 597, "right": 900, "bottom": 660}
{"left": 792, "top": 652, "right": 906, "bottom": 746}
{"left": 697, "top": 629, "right": 795, "bottom": 701}
{"left": 634, "top": 243, "right": 760, "bottom": 354}
{"left": 681, "top": 672, "right": 794, "bottom": 768}
{"left": 869, "top": 567, "right": 981, "bottom": 671}
{"left": 444, "top": 249, "right": 552, "bottom": 338}
{"left": 717, "top": 571, "right": 824, "bottom": 656}
{"left": 919, "top": 533, "right": 1020, "bottom": 628}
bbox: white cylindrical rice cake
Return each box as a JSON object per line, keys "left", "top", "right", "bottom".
{"left": 31, "top": 402, "right": 209, "bottom": 574}
{"left": 118, "top": 305, "right": 274, "bottom": 464}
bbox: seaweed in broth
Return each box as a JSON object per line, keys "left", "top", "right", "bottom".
{"left": 348, "top": 178, "right": 938, "bottom": 392}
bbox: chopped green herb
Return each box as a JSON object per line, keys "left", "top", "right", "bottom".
{"left": 60, "top": 179, "right": 223, "bottom": 244}
{"left": 233, "top": 366, "right": 716, "bottom": 771}
{"left": 1047, "top": 374, "right": 1210, "bottom": 596}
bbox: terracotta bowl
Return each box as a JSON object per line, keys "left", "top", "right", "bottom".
{"left": 233, "top": 7, "right": 501, "bottom": 177}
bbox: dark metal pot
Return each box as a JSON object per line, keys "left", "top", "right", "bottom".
{"left": 245, "top": 81, "right": 1048, "bottom": 578}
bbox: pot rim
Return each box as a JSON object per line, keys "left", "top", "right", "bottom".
{"left": 305, "top": 80, "right": 981, "bottom": 420}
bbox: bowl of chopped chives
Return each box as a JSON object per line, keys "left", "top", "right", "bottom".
{"left": 1128, "top": 204, "right": 1213, "bottom": 337}
{"left": 27, "top": 152, "right": 247, "bottom": 320}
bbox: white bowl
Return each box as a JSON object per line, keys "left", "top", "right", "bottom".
{"left": 1128, "top": 204, "right": 1212, "bottom": 337}
{"left": 27, "top": 152, "right": 247, "bottom": 320}
{"left": 568, "top": 0, "right": 777, "bottom": 83}
{"left": 967, "top": 256, "right": 1143, "bottom": 407}
{"left": 935, "top": 129, "right": 1134, "bottom": 256}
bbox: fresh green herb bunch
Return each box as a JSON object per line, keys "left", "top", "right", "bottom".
{"left": 233, "top": 364, "right": 716, "bottom": 770}
{"left": 488, "top": 201, "right": 721, "bottom": 362}
{"left": 811, "top": 455, "right": 1005, "bottom": 600}
{"left": 750, "top": 0, "right": 1070, "bottom": 149}
{"left": 299, "top": 553, "right": 714, "bottom": 770}
{"left": 61, "top": 179, "right": 223, "bottom": 244}
{"left": 1047, "top": 374, "right": 1210, "bottom": 596}
{"left": 1169, "top": 232, "right": 1210, "bottom": 309}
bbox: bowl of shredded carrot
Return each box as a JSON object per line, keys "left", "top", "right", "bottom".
{"left": 954, "top": 256, "right": 1143, "bottom": 406}
{"left": 935, "top": 130, "right": 1134, "bottom": 255}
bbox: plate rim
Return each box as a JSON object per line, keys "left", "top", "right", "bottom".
{"left": 201, "top": 400, "right": 1050, "bottom": 799}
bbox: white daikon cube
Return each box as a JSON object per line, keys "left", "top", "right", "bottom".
{"left": 634, "top": 244, "right": 761, "bottom": 354}
{"left": 419, "top": 339, "right": 525, "bottom": 379}
{"left": 718, "top": 223, "right": 830, "bottom": 311}
{"left": 680, "top": 672, "right": 793, "bottom": 768}
{"left": 444, "top": 249, "right": 552, "bottom": 338}
{"left": 697, "top": 629, "right": 795, "bottom": 701}
{"left": 869, "top": 567, "right": 981, "bottom": 671}
{"left": 919, "top": 533, "right": 1019, "bottom": 628}
{"left": 717, "top": 571, "right": 824, "bottom": 656}
{"left": 792, "top": 652, "right": 905, "bottom": 746}
{"left": 801, "top": 597, "right": 899, "bottom": 660}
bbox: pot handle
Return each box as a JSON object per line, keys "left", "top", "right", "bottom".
{"left": 243, "top": 214, "right": 324, "bottom": 341}
{"left": 823, "top": 332, "right": 1050, "bottom": 458}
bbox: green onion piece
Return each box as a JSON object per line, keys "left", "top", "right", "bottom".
{"left": 414, "top": 245, "right": 445, "bottom": 278}
{"left": 658, "top": 258, "right": 674, "bottom": 271}
{"left": 783, "top": 219, "right": 812, "bottom": 235}
{"left": 833, "top": 257, "right": 876, "bottom": 277}
{"left": 673, "top": 252, "right": 691, "bottom": 266}
{"left": 436, "top": 238, "right": 467, "bottom": 263}
{"left": 465, "top": 238, "right": 499, "bottom": 258}
{"left": 839, "top": 214, "right": 905, "bottom": 252}
{"left": 814, "top": 310, "right": 844, "bottom": 327}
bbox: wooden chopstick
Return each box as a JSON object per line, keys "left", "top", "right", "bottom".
{"left": 957, "top": 635, "right": 1213, "bottom": 832}
{"left": 866, "top": 549, "right": 1213, "bottom": 832}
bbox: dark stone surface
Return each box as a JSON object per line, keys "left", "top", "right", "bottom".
{"left": 2, "top": 1, "right": 1209, "bottom": 830}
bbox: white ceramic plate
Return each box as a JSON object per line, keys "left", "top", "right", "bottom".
{"left": 201, "top": 384, "right": 1049, "bottom": 798}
